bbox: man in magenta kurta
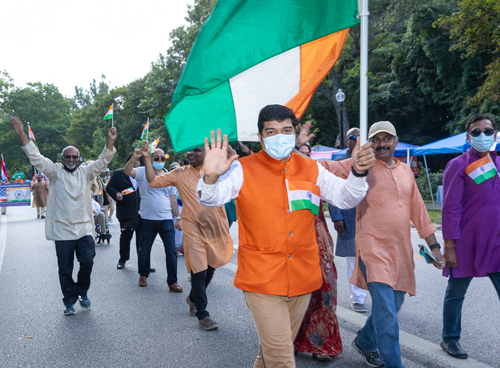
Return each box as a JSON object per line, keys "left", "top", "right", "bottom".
{"left": 441, "top": 114, "right": 500, "bottom": 359}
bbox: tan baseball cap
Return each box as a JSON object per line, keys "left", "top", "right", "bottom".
{"left": 368, "top": 121, "right": 397, "bottom": 139}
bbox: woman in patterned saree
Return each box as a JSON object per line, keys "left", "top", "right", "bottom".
{"left": 294, "top": 200, "right": 342, "bottom": 362}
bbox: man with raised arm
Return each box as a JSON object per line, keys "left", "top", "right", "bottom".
{"left": 11, "top": 116, "right": 116, "bottom": 316}
{"left": 143, "top": 143, "right": 233, "bottom": 331}
{"left": 196, "top": 104, "right": 374, "bottom": 368}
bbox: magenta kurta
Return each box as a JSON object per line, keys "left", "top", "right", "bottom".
{"left": 442, "top": 149, "right": 500, "bottom": 278}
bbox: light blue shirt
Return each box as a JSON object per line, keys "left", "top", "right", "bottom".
{"left": 134, "top": 167, "right": 174, "bottom": 221}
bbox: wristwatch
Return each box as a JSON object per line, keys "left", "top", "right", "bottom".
{"left": 175, "top": 216, "right": 181, "bottom": 220}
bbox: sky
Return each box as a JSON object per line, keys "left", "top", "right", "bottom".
{"left": 2, "top": 0, "right": 194, "bottom": 98}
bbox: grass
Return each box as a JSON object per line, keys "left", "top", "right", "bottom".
{"left": 427, "top": 209, "right": 442, "bottom": 224}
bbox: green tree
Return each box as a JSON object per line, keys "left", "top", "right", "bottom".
{"left": 0, "top": 82, "right": 72, "bottom": 175}
{"left": 436, "top": 0, "right": 500, "bottom": 105}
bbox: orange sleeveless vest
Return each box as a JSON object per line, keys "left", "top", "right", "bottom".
{"left": 233, "top": 151, "right": 322, "bottom": 296}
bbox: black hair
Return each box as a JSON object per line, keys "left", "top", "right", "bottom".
{"left": 179, "top": 158, "right": 189, "bottom": 166}
{"left": 126, "top": 152, "right": 143, "bottom": 165}
{"left": 299, "top": 143, "right": 311, "bottom": 152}
{"left": 257, "top": 105, "right": 299, "bottom": 135}
{"left": 466, "top": 114, "right": 496, "bottom": 132}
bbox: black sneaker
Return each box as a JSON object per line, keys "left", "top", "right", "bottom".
{"left": 352, "top": 338, "right": 384, "bottom": 367}
{"left": 79, "top": 296, "right": 91, "bottom": 309}
{"left": 64, "top": 304, "right": 75, "bottom": 316}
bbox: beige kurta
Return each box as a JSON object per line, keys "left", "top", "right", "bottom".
{"left": 22, "top": 141, "right": 116, "bottom": 241}
{"left": 323, "top": 158, "right": 436, "bottom": 296}
{"left": 32, "top": 181, "right": 48, "bottom": 207}
{"left": 149, "top": 165, "right": 233, "bottom": 273}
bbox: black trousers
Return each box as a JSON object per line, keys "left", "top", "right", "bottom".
{"left": 55, "top": 235, "right": 96, "bottom": 305}
{"left": 118, "top": 218, "right": 140, "bottom": 262}
{"left": 189, "top": 266, "right": 215, "bottom": 320}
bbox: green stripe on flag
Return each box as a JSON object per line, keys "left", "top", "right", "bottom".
{"left": 103, "top": 114, "right": 113, "bottom": 121}
{"left": 291, "top": 199, "right": 320, "bottom": 215}
{"left": 473, "top": 169, "right": 497, "bottom": 184}
{"left": 166, "top": 81, "right": 237, "bottom": 152}
{"left": 165, "top": 0, "right": 360, "bottom": 152}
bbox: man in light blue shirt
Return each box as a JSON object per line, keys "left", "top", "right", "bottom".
{"left": 125, "top": 148, "right": 182, "bottom": 291}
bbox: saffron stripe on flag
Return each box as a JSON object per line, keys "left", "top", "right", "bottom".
{"left": 464, "top": 155, "right": 491, "bottom": 175}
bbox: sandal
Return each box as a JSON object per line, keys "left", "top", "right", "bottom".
{"left": 312, "top": 353, "right": 332, "bottom": 362}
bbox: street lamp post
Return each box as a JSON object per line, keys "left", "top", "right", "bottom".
{"left": 336, "top": 88, "right": 345, "bottom": 149}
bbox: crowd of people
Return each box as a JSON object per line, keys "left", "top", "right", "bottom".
{"left": 5, "top": 106, "right": 499, "bottom": 368}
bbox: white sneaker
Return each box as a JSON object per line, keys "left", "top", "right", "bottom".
{"left": 109, "top": 218, "right": 113, "bottom": 223}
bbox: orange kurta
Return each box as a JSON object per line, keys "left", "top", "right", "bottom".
{"left": 234, "top": 151, "right": 323, "bottom": 297}
{"left": 323, "top": 158, "right": 435, "bottom": 296}
{"left": 149, "top": 166, "right": 233, "bottom": 273}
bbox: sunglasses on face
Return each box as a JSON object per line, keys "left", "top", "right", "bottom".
{"left": 64, "top": 155, "right": 79, "bottom": 160}
{"left": 153, "top": 157, "right": 166, "bottom": 162}
{"left": 469, "top": 128, "right": 495, "bottom": 137}
{"left": 347, "top": 135, "right": 358, "bottom": 141}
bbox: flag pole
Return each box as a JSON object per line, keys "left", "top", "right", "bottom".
{"left": 359, "top": 0, "right": 369, "bottom": 144}
{"left": 112, "top": 103, "right": 114, "bottom": 128}
{"left": 147, "top": 118, "right": 149, "bottom": 142}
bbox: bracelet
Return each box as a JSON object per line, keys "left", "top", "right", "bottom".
{"left": 351, "top": 167, "right": 369, "bottom": 177}
{"left": 444, "top": 244, "right": 456, "bottom": 247}
{"left": 175, "top": 216, "right": 181, "bottom": 220}
{"left": 429, "top": 243, "right": 441, "bottom": 251}
{"left": 294, "top": 145, "right": 300, "bottom": 150}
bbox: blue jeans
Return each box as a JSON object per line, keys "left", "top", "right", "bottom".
{"left": 357, "top": 258, "right": 406, "bottom": 368}
{"left": 138, "top": 218, "right": 177, "bottom": 285}
{"left": 442, "top": 270, "right": 500, "bottom": 343}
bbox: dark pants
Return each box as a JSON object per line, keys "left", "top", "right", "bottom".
{"left": 118, "top": 218, "right": 140, "bottom": 261}
{"left": 138, "top": 218, "right": 177, "bottom": 285}
{"left": 442, "top": 270, "right": 500, "bottom": 343}
{"left": 189, "top": 266, "right": 215, "bottom": 320}
{"left": 55, "top": 235, "right": 96, "bottom": 305}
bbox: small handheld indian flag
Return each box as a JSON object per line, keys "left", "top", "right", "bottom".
{"left": 465, "top": 155, "right": 498, "bottom": 185}
{"left": 141, "top": 118, "right": 149, "bottom": 141}
{"left": 103, "top": 104, "right": 113, "bottom": 126}
{"left": 1, "top": 154, "right": 8, "bottom": 181}
{"left": 121, "top": 187, "right": 136, "bottom": 195}
{"left": 149, "top": 137, "right": 160, "bottom": 156}
{"left": 28, "top": 123, "right": 38, "bottom": 149}
{"left": 286, "top": 180, "right": 321, "bottom": 215}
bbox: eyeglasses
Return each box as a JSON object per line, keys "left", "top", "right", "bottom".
{"left": 64, "top": 155, "right": 79, "bottom": 160}
{"left": 153, "top": 157, "right": 166, "bottom": 162}
{"left": 470, "top": 128, "right": 495, "bottom": 137}
{"left": 347, "top": 135, "right": 358, "bottom": 141}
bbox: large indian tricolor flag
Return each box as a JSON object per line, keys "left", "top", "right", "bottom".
{"left": 165, "top": 0, "right": 360, "bottom": 152}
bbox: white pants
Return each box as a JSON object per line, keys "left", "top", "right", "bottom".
{"left": 346, "top": 256, "right": 366, "bottom": 304}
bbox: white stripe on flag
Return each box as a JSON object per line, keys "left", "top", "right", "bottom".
{"left": 229, "top": 47, "right": 300, "bottom": 142}
{"left": 288, "top": 189, "right": 320, "bottom": 207}
{"left": 468, "top": 161, "right": 496, "bottom": 180}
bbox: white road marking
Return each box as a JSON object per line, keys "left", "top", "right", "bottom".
{"left": 221, "top": 250, "right": 493, "bottom": 368}
{"left": 337, "top": 306, "right": 493, "bottom": 368}
{"left": 0, "top": 214, "right": 7, "bottom": 274}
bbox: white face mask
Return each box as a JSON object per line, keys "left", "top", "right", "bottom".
{"left": 263, "top": 134, "right": 295, "bottom": 160}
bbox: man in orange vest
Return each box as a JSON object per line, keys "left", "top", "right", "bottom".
{"left": 197, "top": 104, "right": 375, "bottom": 368}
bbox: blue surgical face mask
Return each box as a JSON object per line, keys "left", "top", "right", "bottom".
{"left": 263, "top": 134, "right": 295, "bottom": 160}
{"left": 469, "top": 133, "right": 495, "bottom": 153}
{"left": 152, "top": 161, "right": 165, "bottom": 170}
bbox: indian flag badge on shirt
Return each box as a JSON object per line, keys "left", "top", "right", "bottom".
{"left": 465, "top": 155, "right": 498, "bottom": 185}
{"left": 286, "top": 180, "right": 321, "bottom": 215}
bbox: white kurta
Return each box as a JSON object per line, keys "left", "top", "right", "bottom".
{"left": 22, "top": 141, "right": 116, "bottom": 241}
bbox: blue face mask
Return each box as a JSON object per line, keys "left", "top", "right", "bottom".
{"left": 152, "top": 161, "right": 165, "bottom": 170}
{"left": 470, "top": 133, "right": 495, "bottom": 153}
{"left": 263, "top": 134, "right": 296, "bottom": 160}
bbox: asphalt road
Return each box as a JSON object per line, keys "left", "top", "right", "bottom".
{"left": 0, "top": 205, "right": 498, "bottom": 368}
